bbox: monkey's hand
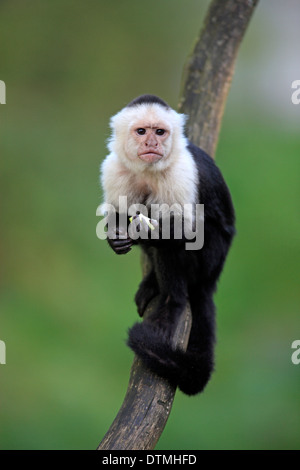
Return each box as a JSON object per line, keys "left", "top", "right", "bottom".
{"left": 107, "top": 227, "right": 134, "bottom": 255}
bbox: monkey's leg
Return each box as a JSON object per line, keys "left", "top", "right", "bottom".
{"left": 134, "top": 269, "right": 159, "bottom": 317}
{"left": 128, "top": 288, "right": 215, "bottom": 395}
{"left": 128, "top": 246, "right": 217, "bottom": 395}
{"left": 134, "top": 247, "right": 160, "bottom": 317}
{"left": 128, "top": 248, "right": 190, "bottom": 388}
{"left": 149, "top": 247, "right": 188, "bottom": 333}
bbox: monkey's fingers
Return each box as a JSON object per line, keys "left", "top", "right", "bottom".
{"left": 114, "top": 245, "right": 132, "bottom": 255}
{"left": 108, "top": 237, "right": 133, "bottom": 255}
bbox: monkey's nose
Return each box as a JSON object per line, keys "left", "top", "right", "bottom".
{"left": 146, "top": 139, "right": 158, "bottom": 147}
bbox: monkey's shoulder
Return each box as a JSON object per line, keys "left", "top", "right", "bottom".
{"left": 187, "top": 142, "right": 223, "bottom": 185}
{"left": 187, "top": 141, "right": 235, "bottom": 228}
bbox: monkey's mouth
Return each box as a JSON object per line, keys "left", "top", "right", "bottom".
{"left": 138, "top": 152, "right": 163, "bottom": 163}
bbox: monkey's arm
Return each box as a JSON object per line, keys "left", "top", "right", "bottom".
{"left": 106, "top": 212, "right": 183, "bottom": 254}
{"left": 106, "top": 212, "right": 136, "bottom": 255}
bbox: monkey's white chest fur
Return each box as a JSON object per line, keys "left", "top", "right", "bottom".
{"left": 101, "top": 148, "right": 198, "bottom": 223}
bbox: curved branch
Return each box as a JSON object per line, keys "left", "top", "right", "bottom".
{"left": 97, "top": 0, "right": 259, "bottom": 451}
{"left": 179, "top": 0, "right": 259, "bottom": 157}
{"left": 98, "top": 298, "right": 192, "bottom": 450}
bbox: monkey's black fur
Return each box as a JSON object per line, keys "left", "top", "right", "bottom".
{"left": 106, "top": 96, "right": 235, "bottom": 396}
{"left": 127, "top": 94, "right": 170, "bottom": 110}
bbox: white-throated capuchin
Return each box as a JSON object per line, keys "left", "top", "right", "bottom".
{"left": 100, "top": 94, "right": 235, "bottom": 395}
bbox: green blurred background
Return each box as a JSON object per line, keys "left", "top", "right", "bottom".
{"left": 1, "top": 0, "right": 299, "bottom": 450}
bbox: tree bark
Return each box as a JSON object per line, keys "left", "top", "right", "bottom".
{"left": 179, "top": 0, "right": 259, "bottom": 157}
{"left": 97, "top": 0, "right": 259, "bottom": 451}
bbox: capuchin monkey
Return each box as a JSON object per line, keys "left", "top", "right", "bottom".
{"left": 100, "top": 94, "right": 235, "bottom": 395}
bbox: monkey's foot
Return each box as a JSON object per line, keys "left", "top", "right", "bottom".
{"left": 127, "top": 321, "right": 214, "bottom": 396}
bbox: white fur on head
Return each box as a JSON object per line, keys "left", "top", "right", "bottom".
{"left": 107, "top": 102, "right": 188, "bottom": 173}
{"left": 101, "top": 100, "right": 199, "bottom": 227}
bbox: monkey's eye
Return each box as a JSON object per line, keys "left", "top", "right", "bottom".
{"left": 136, "top": 128, "right": 146, "bottom": 135}
{"left": 156, "top": 129, "right": 165, "bottom": 136}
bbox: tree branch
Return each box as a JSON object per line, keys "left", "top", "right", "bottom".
{"left": 97, "top": 0, "right": 259, "bottom": 451}
{"left": 179, "top": 0, "right": 259, "bottom": 157}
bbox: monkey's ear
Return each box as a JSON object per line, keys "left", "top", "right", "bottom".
{"left": 175, "top": 111, "right": 188, "bottom": 132}
{"left": 107, "top": 108, "right": 134, "bottom": 154}
{"left": 109, "top": 106, "right": 133, "bottom": 133}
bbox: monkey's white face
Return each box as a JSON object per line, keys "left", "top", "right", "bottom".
{"left": 108, "top": 103, "right": 187, "bottom": 173}
{"left": 102, "top": 100, "right": 198, "bottom": 214}
{"left": 127, "top": 120, "right": 171, "bottom": 165}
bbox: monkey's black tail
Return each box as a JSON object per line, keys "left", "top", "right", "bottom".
{"left": 127, "top": 298, "right": 215, "bottom": 396}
